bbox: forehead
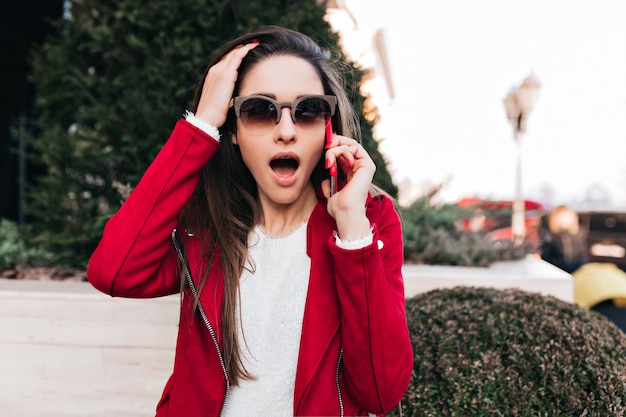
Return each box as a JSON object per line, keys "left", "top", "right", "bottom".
{"left": 239, "top": 55, "right": 324, "bottom": 98}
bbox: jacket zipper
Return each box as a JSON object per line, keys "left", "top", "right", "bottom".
{"left": 171, "top": 229, "right": 231, "bottom": 416}
{"left": 336, "top": 348, "right": 344, "bottom": 417}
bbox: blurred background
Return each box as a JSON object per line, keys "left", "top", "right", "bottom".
{"left": 327, "top": 0, "right": 626, "bottom": 209}
{"left": 2, "top": 4, "right": 625, "bottom": 415}
{"left": 2, "top": 0, "right": 626, "bottom": 273}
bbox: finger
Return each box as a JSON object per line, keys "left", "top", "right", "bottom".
{"left": 222, "top": 41, "right": 259, "bottom": 71}
{"left": 327, "top": 144, "right": 357, "bottom": 169}
{"left": 337, "top": 155, "right": 353, "bottom": 178}
{"left": 327, "top": 134, "right": 358, "bottom": 149}
{"left": 196, "top": 42, "right": 259, "bottom": 126}
{"left": 208, "top": 42, "right": 259, "bottom": 86}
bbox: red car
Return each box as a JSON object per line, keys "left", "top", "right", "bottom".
{"left": 457, "top": 197, "right": 546, "bottom": 244}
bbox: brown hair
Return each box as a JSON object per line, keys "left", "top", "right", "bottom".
{"left": 182, "top": 26, "right": 358, "bottom": 386}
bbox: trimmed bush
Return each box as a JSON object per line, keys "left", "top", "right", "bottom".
{"left": 394, "top": 287, "right": 626, "bottom": 417}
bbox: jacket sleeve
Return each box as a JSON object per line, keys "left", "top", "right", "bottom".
{"left": 330, "top": 195, "right": 413, "bottom": 413}
{"left": 87, "top": 120, "right": 220, "bottom": 298}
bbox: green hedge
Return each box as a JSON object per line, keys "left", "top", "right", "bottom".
{"left": 393, "top": 287, "right": 626, "bottom": 417}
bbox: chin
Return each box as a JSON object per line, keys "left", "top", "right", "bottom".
{"left": 271, "top": 187, "right": 310, "bottom": 205}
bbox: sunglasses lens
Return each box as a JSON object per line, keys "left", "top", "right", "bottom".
{"left": 239, "top": 98, "right": 277, "bottom": 133}
{"left": 294, "top": 98, "right": 332, "bottom": 132}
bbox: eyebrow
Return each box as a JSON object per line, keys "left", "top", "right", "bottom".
{"left": 241, "top": 93, "right": 324, "bottom": 100}
{"left": 251, "top": 92, "right": 276, "bottom": 99}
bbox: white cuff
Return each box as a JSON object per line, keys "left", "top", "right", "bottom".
{"left": 334, "top": 229, "right": 374, "bottom": 250}
{"left": 184, "top": 110, "right": 221, "bottom": 141}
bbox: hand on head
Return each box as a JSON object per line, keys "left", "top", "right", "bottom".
{"left": 195, "top": 41, "right": 259, "bottom": 128}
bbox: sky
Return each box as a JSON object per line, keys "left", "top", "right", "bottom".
{"left": 327, "top": 0, "right": 626, "bottom": 208}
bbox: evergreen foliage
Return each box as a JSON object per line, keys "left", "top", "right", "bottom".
{"left": 0, "top": 219, "right": 54, "bottom": 269}
{"left": 393, "top": 287, "right": 626, "bottom": 417}
{"left": 26, "top": 0, "right": 396, "bottom": 267}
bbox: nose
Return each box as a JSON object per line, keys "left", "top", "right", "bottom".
{"left": 275, "top": 107, "right": 296, "bottom": 143}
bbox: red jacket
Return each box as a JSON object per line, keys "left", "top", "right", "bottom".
{"left": 87, "top": 120, "right": 413, "bottom": 416}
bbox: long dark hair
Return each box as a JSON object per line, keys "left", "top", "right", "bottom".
{"left": 182, "top": 26, "right": 358, "bottom": 386}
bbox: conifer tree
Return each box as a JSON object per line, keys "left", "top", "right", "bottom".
{"left": 27, "top": 0, "right": 397, "bottom": 267}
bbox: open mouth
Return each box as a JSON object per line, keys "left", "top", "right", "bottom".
{"left": 270, "top": 157, "right": 299, "bottom": 177}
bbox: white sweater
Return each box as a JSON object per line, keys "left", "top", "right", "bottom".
{"left": 221, "top": 221, "right": 372, "bottom": 416}
{"left": 221, "top": 223, "right": 310, "bottom": 417}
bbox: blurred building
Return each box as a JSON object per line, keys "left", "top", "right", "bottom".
{"left": 325, "top": 0, "right": 394, "bottom": 101}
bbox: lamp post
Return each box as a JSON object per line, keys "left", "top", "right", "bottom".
{"left": 503, "top": 73, "right": 541, "bottom": 245}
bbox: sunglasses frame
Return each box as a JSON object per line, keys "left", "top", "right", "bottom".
{"left": 231, "top": 94, "right": 337, "bottom": 129}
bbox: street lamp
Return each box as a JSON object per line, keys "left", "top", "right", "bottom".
{"left": 503, "top": 73, "right": 541, "bottom": 245}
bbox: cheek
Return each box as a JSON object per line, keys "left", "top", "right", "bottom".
{"left": 313, "top": 136, "right": 326, "bottom": 159}
{"left": 306, "top": 140, "right": 326, "bottom": 169}
{"left": 235, "top": 137, "right": 267, "bottom": 177}
{"left": 237, "top": 141, "right": 256, "bottom": 167}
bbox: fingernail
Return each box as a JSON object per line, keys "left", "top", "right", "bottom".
{"left": 325, "top": 117, "right": 332, "bottom": 149}
{"left": 325, "top": 159, "right": 330, "bottom": 169}
{"left": 330, "top": 163, "right": 337, "bottom": 177}
{"left": 251, "top": 39, "right": 260, "bottom": 45}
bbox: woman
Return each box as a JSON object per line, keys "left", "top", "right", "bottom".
{"left": 88, "top": 26, "right": 413, "bottom": 416}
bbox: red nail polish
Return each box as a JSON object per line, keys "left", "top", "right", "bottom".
{"left": 325, "top": 116, "right": 332, "bottom": 149}
{"left": 330, "top": 163, "right": 337, "bottom": 177}
{"left": 325, "top": 159, "right": 330, "bottom": 169}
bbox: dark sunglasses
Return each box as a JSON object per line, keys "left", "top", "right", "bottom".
{"left": 231, "top": 94, "right": 337, "bottom": 135}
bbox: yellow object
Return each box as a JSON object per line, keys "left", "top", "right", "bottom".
{"left": 572, "top": 263, "right": 626, "bottom": 308}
